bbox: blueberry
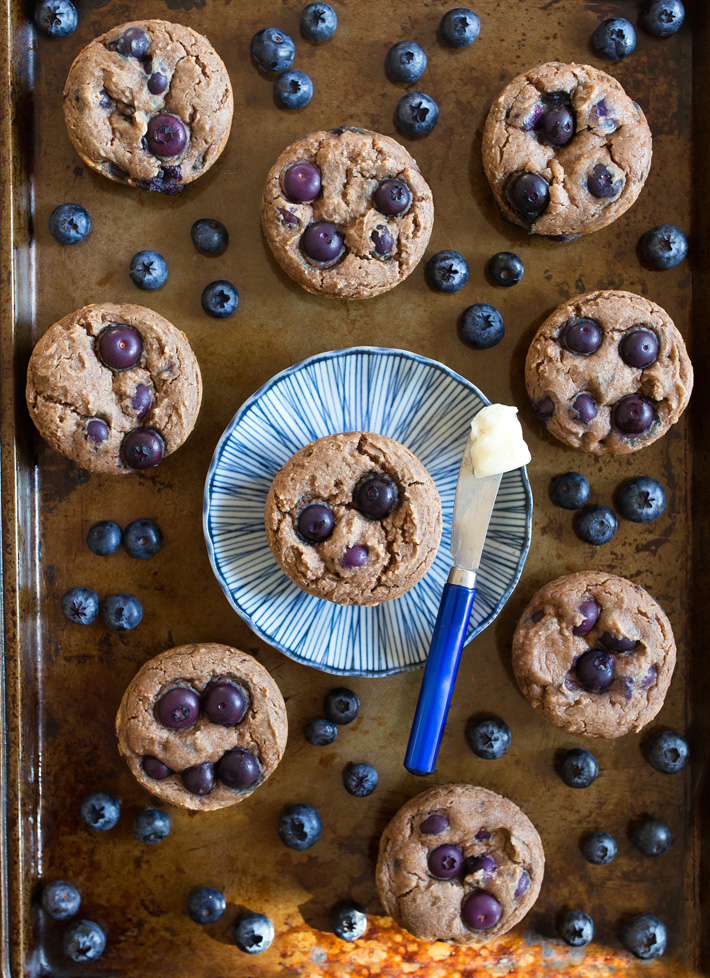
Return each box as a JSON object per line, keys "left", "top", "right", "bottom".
{"left": 641, "top": 223, "right": 688, "bottom": 268}
{"left": 538, "top": 104, "right": 575, "bottom": 147}
{"left": 459, "top": 303, "right": 504, "bottom": 349}
{"left": 394, "top": 91, "right": 439, "bottom": 137}
{"left": 274, "top": 70, "right": 313, "bottom": 110}
{"left": 644, "top": 729, "right": 689, "bottom": 774}
{"left": 572, "top": 393, "right": 598, "bottom": 424}
{"left": 600, "top": 632, "right": 637, "bottom": 653}
{"left": 146, "top": 114, "right": 187, "bottom": 158}
{"left": 132, "top": 807, "right": 171, "bottom": 844}
{"left": 562, "top": 318, "right": 602, "bottom": 355}
{"left": 297, "top": 503, "right": 335, "bottom": 543}
{"left": 34, "top": 0, "right": 77, "bottom": 38}
{"left": 331, "top": 902, "right": 367, "bottom": 941}
{"left": 49, "top": 203, "right": 90, "bottom": 244}
{"left": 324, "top": 687, "right": 360, "bottom": 724}
{"left": 278, "top": 803, "right": 322, "bottom": 850}
{"left": 302, "top": 223, "right": 344, "bottom": 263}
{"left": 115, "top": 27, "right": 149, "bottom": 59}
{"left": 573, "top": 599, "right": 600, "bottom": 636}
{"left": 86, "top": 520, "right": 121, "bottom": 556}
{"left": 122, "top": 518, "right": 163, "bottom": 559}
{"left": 574, "top": 505, "right": 617, "bottom": 545}
{"left": 200, "top": 280, "right": 239, "bottom": 319}
{"left": 216, "top": 748, "right": 260, "bottom": 789}
{"left": 187, "top": 887, "right": 226, "bottom": 924}
{"left": 148, "top": 72, "right": 167, "bottom": 95}
{"left": 354, "top": 475, "right": 398, "bottom": 519}
{"left": 507, "top": 172, "right": 549, "bottom": 222}
{"left": 622, "top": 913, "right": 668, "bottom": 959}
{"left": 486, "top": 251, "right": 523, "bottom": 287}
{"left": 386, "top": 41, "right": 427, "bottom": 83}
{"left": 98, "top": 324, "right": 143, "bottom": 370}
{"left": 632, "top": 817, "right": 672, "bottom": 856}
{"left": 342, "top": 544, "right": 369, "bottom": 568}
{"left": 532, "top": 396, "right": 555, "bottom": 420}
{"left": 342, "top": 762, "right": 378, "bottom": 797}
{"left": 80, "top": 791, "right": 120, "bottom": 831}
{"left": 142, "top": 755, "right": 172, "bottom": 780}
{"left": 203, "top": 681, "right": 248, "bottom": 726}
{"left": 558, "top": 748, "right": 598, "bottom": 788}
{"left": 305, "top": 718, "right": 338, "bottom": 745}
{"left": 514, "top": 870, "right": 530, "bottom": 898}
{"left": 551, "top": 472, "right": 590, "bottom": 510}
{"left": 464, "top": 853, "right": 496, "bottom": 879}
{"left": 41, "top": 880, "right": 81, "bottom": 920}
{"left": 439, "top": 8, "right": 481, "bottom": 47}
{"left": 250, "top": 28, "right": 295, "bottom": 72}
{"left": 374, "top": 179, "right": 411, "bottom": 215}
{"left": 129, "top": 250, "right": 168, "bottom": 290}
{"left": 122, "top": 429, "right": 164, "bottom": 469}
{"left": 191, "top": 219, "right": 229, "bottom": 255}
{"left": 427, "top": 844, "right": 462, "bottom": 879}
{"left": 102, "top": 593, "right": 143, "bottom": 631}
{"left": 465, "top": 716, "right": 511, "bottom": 759}
{"left": 576, "top": 649, "right": 614, "bottom": 692}
{"left": 582, "top": 830, "right": 617, "bottom": 865}
{"left": 642, "top": 0, "right": 684, "bottom": 37}
{"left": 593, "top": 17, "right": 636, "bottom": 60}
{"left": 183, "top": 762, "right": 216, "bottom": 796}
{"left": 617, "top": 476, "right": 666, "bottom": 523}
{"left": 612, "top": 394, "right": 655, "bottom": 435}
{"left": 284, "top": 163, "right": 321, "bottom": 203}
{"left": 619, "top": 329, "right": 659, "bottom": 369}
{"left": 426, "top": 250, "right": 469, "bottom": 293}
{"left": 233, "top": 911, "right": 275, "bottom": 953}
{"left": 63, "top": 919, "right": 105, "bottom": 963}
{"left": 588, "top": 164, "right": 622, "bottom": 199}
{"left": 86, "top": 418, "right": 109, "bottom": 444}
{"left": 558, "top": 910, "right": 594, "bottom": 947}
{"left": 420, "top": 813, "right": 449, "bottom": 834}
{"left": 461, "top": 890, "right": 502, "bottom": 930}
{"left": 61, "top": 587, "right": 99, "bottom": 625}
{"left": 301, "top": 3, "right": 337, "bottom": 41}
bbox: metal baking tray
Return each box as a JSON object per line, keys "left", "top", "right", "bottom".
{"left": 1, "top": 0, "right": 707, "bottom": 975}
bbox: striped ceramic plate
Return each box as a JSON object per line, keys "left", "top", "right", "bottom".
{"left": 203, "top": 347, "right": 532, "bottom": 676}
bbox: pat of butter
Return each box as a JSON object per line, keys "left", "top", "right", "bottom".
{"left": 470, "top": 404, "right": 531, "bottom": 478}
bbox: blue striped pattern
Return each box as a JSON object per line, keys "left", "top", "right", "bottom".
{"left": 203, "top": 347, "right": 532, "bottom": 676}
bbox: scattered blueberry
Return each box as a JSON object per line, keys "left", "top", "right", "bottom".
{"left": 563, "top": 318, "right": 602, "bottom": 355}
{"left": 187, "top": 887, "right": 226, "bottom": 924}
{"left": 278, "top": 803, "right": 322, "bottom": 850}
{"left": 582, "top": 830, "right": 617, "bottom": 865}
{"left": 613, "top": 394, "right": 655, "bottom": 435}
{"left": 386, "top": 41, "right": 427, "bottom": 83}
{"left": 61, "top": 587, "right": 99, "bottom": 625}
{"left": 558, "top": 910, "right": 594, "bottom": 947}
{"left": 426, "top": 250, "right": 469, "bottom": 293}
{"left": 216, "top": 748, "right": 260, "bottom": 789}
{"left": 132, "top": 807, "right": 171, "bottom": 844}
{"left": 324, "top": 687, "right": 360, "bottom": 725}
{"left": 573, "top": 599, "right": 600, "bottom": 636}
{"left": 86, "top": 520, "right": 121, "bottom": 556}
{"left": 394, "top": 91, "right": 439, "bottom": 137}
{"left": 122, "top": 518, "right": 163, "bottom": 559}
{"left": 203, "top": 680, "right": 247, "bottom": 726}
{"left": 182, "top": 762, "right": 216, "bottom": 796}
{"left": 331, "top": 902, "right": 367, "bottom": 941}
{"left": 551, "top": 472, "right": 590, "bottom": 510}
{"left": 439, "top": 7, "right": 480, "bottom": 47}
{"left": 191, "top": 219, "right": 228, "bottom": 255}
{"left": 301, "top": 2, "right": 337, "bottom": 41}
{"left": 617, "top": 476, "right": 666, "bottom": 523}
{"left": 459, "top": 303, "right": 504, "bottom": 349}
{"left": 305, "top": 718, "right": 338, "bottom": 745}
{"left": 461, "top": 890, "right": 502, "bottom": 930}
{"left": 342, "top": 762, "right": 378, "bottom": 797}
{"left": 507, "top": 171, "right": 549, "bottom": 222}
{"left": 642, "top": 0, "right": 684, "bottom": 37}
{"left": 80, "top": 791, "right": 120, "bottom": 831}
{"left": 632, "top": 817, "right": 672, "bottom": 856}
{"left": 644, "top": 729, "right": 689, "bottom": 774}
{"left": 302, "top": 222, "right": 344, "bottom": 263}
{"left": 122, "top": 429, "right": 164, "bottom": 469}
{"left": 428, "top": 843, "right": 462, "bottom": 879}
{"left": 142, "top": 755, "right": 172, "bottom": 780}
{"left": 250, "top": 28, "right": 295, "bottom": 73}
{"left": 576, "top": 648, "right": 615, "bottom": 692}
{"left": 641, "top": 223, "right": 688, "bottom": 269}
{"left": 146, "top": 114, "right": 187, "bottom": 158}
{"left": 102, "top": 593, "right": 143, "bottom": 631}
{"left": 619, "top": 329, "right": 659, "bottom": 368}
{"left": 284, "top": 162, "right": 321, "bottom": 203}
{"left": 374, "top": 178, "right": 411, "bottom": 215}
{"left": 593, "top": 17, "right": 636, "bottom": 60}
{"left": 49, "top": 203, "right": 90, "bottom": 244}
{"left": 274, "top": 69, "right": 313, "bottom": 109}
{"left": 297, "top": 503, "right": 335, "bottom": 543}
{"left": 63, "top": 919, "right": 105, "bottom": 963}
{"left": 41, "top": 880, "right": 81, "bottom": 920}
{"left": 558, "top": 748, "right": 598, "bottom": 788}
{"left": 465, "top": 716, "right": 511, "bottom": 760}
{"left": 201, "top": 280, "right": 239, "bottom": 318}
{"left": 34, "top": 0, "right": 77, "bottom": 38}
{"left": 233, "top": 911, "right": 275, "bottom": 953}
{"left": 354, "top": 475, "right": 398, "bottom": 519}
{"left": 621, "top": 913, "right": 668, "bottom": 959}
{"left": 97, "top": 324, "right": 143, "bottom": 370}
{"left": 129, "top": 250, "right": 168, "bottom": 290}
{"left": 574, "top": 505, "right": 617, "bottom": 546}
{"left": 486, "top": 252, "right": 523, "bottom": 287}
{"left": 587, "top": 164, "right": 622, "bottom": 199}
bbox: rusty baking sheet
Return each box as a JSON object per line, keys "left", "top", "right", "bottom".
{"left": 1, "top": 0, "right": 708, "bottom": 975}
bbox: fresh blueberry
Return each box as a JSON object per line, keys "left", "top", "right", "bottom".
{"left": 115, "top": 27, "right": 149, "bottom": 59}
{"left": 426, "top": 250, "right": 469, "bottom": 293}
{"left": 86, "top": 520, "right": 121, "bottom": 556}
{"left": 217, "top": 748, "right": 260, "bottom": 789}
{"left": 251, "top": 28, "right": 295, "bottom": 72}
{"left": 573, "top": 599, "right": 600, "bottom": 636}
{"left": 41, "top": 880, "right": 81, "bottom": 919}
{"left": 486, "top": 251, "right": 523, "bottom": 287}
{"left": 394, "top": 91, "right": 439, "bottom": 137}
{"left": 558, "top": 748, "right": 598, "bottom": 788}
{"left": 644, "top": 730, "right": 689, "bottom": 774}
{"left": 538, "top": 104, "right": 575, "bottom": 147}
{"left": 182, "top": 763, "right": 216, "bottom": 796}
{"left": 371, "top": 226, "right": 394, "bottom": 256}
{"left": 233, "top": 911, "right": 274, "bottom": 953}
{"left": 61, "top": 587, "right": 99, "bottom": 625}
{"left": 331, "top": 902, "right": 367, "bottom": 941}
{"left": 297, "top": 503, "right": 335, "bottom": 543}
{"left": 80, "top": 791, "right": 120, "bottom": 831}
{"left": 187, "top": 887, "right": 226, "bottom": 924}
{"left": 572, "top": 393, "right": 598, "bottom": 424}
{"left": 617, "top": 476, "right": 666, "bottom": 523}
{"left": 102, "top": 593, "right": 143, "bottom": 631}
{"left": 622, "top": 913, "right": 667, "bottom": 959}
{"left": 203, "top": 681, "right": 248, "bottom": 726}
{"left": 619, "top": 329, "right": 659, "bottom": 369}
{"left": 507, "top": 171, "right": 549, "bottom": 222}
{"left": 642, "top": 0, "right": 685, "bottom": 36}
{"left": 374, "top": 179, "right": 411, "bottom": 215}
{"left": 343, "top": 762, "right": 378, "bottom": 797}
{"left": 588, "top": 164, "right": 622, "bottom": 199}
{"left": 562, "top": 318, "right": 602, "bottom": 355}
{"left": 122, "top": 429, "right": 164, "bottom": 469}
{"left": 201, "top": 280, "right": 239, "bottom": 319}
{"left": 274, "top": 70, "right": 313, "bottom": 110}
{"left": 641, "top": 223, "right": 688, "bottom": 269}
{"left": 278, "top": 803, "right": 322, "bottom": 850}
{"left": 354, "top": 475, "right": 398, "bottom": 519}
{"left": 461, "top": 890, "right": 502, "bottom": 930}
{"left": 342, "top": 545, "right": 369, "bottom": 568}
{"left": 122, "top": 519, "right": 163, "bottom": 559}
{"left": 284, "top": 163, "right": 321, "bottom": 203}
{"left": 386, "top": 41, "right": 427, "bottom": 83}
{"left": 593, "top": 17, "right": 636, "bottom": 60}
{"left": 576, "top": 649, "right": 614, "bottom": 692}
{"left": 551, "top": 472, "right": 590, "bottom": 510}
{"left": 574, "top": 505, "right": 617, "bottom": 545}
{"left": 427, "top": 844, "right": 462, "bottom": 879}
{"left": 301, "top": 223, "right": 344, "bottom": 263}
{"left": 324, "top": 687, "right": 360, "bottom": 724}
{"left": 34, "top": 0, "right": 77, "bottom": 38}
{"left": 558, "top": 910, "right": 594, "bottom": 947}
{"left": 191, "top": 219, "right": 228, "bottom": 255}
{"left": 301, "top": 3, "right": 337, "bottom": 41}
{"left": 129, "top": 250, "right": 168, "bottom": 290}
{"left": 439, "top": 7, "right": 480, "bottom": 47}
{"left": 142, "top": 755, "right": 172, "bottom": 780}
{"left": 133, "top": 807, "right": 171, "bottom": 844}
{"left": 582, "top": 830, "right": 617, "bottom": 865}
{"left": 465, "top": 716, "right": 511, "bottom": 760}
{"left": 147, "top": 72, "right": 167, "bottom": 95}
{"left": 49, "top": 203, "right": 90, "bottom": 244}
{"left": 459, "top": 303, "right": 504, "bottom": 349}
{"left": 63, "top": 919, "right": 105, "bottom": 963}
{"left": 305, "top": 718, "right": 338, "bottom": 746}
{"left": 632, "top": 817, "right": 672, "bottom": 856}
{"left": 420, "top": 813, "right": 449, "bottom": 834}
{"left": 612, "top": 394, "right": 655, "bottom": 435}
{"left": 146, "top": 114, "right": 187, "bottom": 158}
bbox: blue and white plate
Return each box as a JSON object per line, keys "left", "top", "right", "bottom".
{"left": 203, "top": 347, "right": 532, "bottom": 676}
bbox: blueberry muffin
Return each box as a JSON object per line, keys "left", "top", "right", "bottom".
{"left": 482, "top": 62, "right": 652, "bottom": 237}
{"left": 376, "top": 784, "right": 544, "bottom": 945}
{"left": 261, "top": 127, "right": 434, "bottom": 299}
{"left": 63, "top": 20, "right": 233, "bottom": 193}
{"left": 512, "top": 572, "right": 676, "bottom": 739}
{"left": 26, "top": 302, "right": 202, "bottom": 474}
{"left": 116, "top": 644, "right": 288, "bottom": 811}
{"left": 525, "top": 290, "right": 693, "bottom": 454}
{"left": 264, "top": 432, "right": 442, "bottom": 605}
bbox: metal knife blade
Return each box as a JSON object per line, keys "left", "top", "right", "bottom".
{"left": 450, "top": 436, "right": 502, "bottom": 574}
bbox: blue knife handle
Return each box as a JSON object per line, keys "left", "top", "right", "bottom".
{"left": 404, "top": 581, "right": 477, "bottom": 776}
